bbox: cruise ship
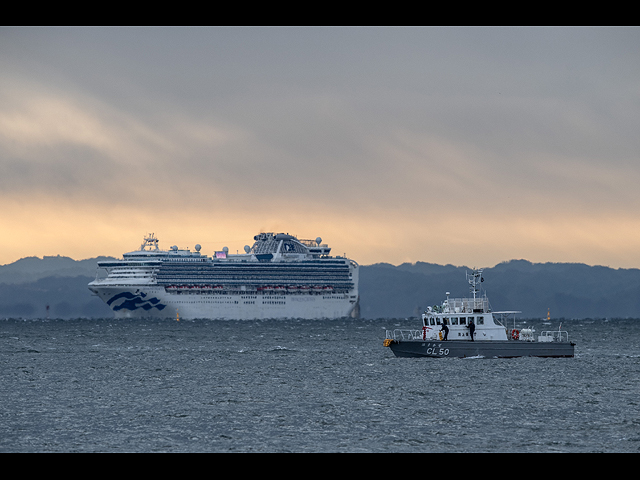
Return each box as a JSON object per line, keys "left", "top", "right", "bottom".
{"left": 88, "top": 232, "right": 359, "bottom": 320}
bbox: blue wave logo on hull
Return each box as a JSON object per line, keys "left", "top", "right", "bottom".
{"left": 107, "top": 292, "right": 167, "bottom": 312}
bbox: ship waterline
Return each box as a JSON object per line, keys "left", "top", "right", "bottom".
{"left": 88, "top": 232, "right": 359, "bottom": 320}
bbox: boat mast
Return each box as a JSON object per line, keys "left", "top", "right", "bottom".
{"left": 467, "top": 268, "right": 484, "bottom": 311}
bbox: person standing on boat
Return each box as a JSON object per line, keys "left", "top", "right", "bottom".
{"left": 440, "top": 321, "right": 449, "bottom": 341}
{"left": 467, "top": 320, "right": 475, "bottom": 341}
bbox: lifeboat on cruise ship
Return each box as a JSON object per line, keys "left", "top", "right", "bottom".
{"left": 323, "top": 286, "right": 334, "bottom": 292}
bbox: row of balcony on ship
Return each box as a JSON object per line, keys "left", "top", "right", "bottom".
{"left": 164, "top": 284, "right": 341, "bottom": 294}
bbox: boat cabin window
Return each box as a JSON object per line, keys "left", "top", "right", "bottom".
{"left": 430, "top": 318, "right": 436, "bottom": 326}
{"left": 459, "top": 317, "right": 467, "bottom": 325}
{"left": 477, "top": 316, "right": 484, "bottom": 325}
{"left": 451, "top": 317, "right": 459, "bottom": 325}
{"left": 442, "top": 317, "right": 450, "bottom": 325}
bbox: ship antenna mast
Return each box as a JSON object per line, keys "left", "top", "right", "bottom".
{"left": 467, "top": 268, "right": 484, "bottom": 308}
{"left": 141, "top": 233, "right": 160, "bottom": 251}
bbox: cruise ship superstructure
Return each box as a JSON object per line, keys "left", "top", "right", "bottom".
{"left": 88, "top": 233, "right": 359, "bottom": 320}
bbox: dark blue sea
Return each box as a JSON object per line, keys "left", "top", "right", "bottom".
{"left": 1, "top": 317, "right": 639, "bottom": 452}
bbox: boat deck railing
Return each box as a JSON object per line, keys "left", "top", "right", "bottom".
{"left": 385, "top": 329, "right": 424, "bottom": 341}
{"left": 385, "top": 329, "right": 571, "bottom": 344}
{"left": 446, "top": 297, "right": 489, "bottom": 313}
{"left": 538, "top": 330, "right": 570, "bottom": 343}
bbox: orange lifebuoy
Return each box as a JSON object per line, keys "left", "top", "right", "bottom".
{"left": 511, "top": 329, "right": 520, "bottom": 340}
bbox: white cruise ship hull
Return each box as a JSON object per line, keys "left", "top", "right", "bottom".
{"left": 90, "top": 285, "right": 359, "bottom": 320}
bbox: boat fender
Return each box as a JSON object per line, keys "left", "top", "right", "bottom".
{"left": 511, "top": 329, "right": 520, "bottom": 340}
{"left": 383, "top": 339, "right": 394, "bottom": 347}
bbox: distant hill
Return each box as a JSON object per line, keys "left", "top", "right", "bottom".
{"left": 0, "top": 256, "right": 116, "bottom": 319}
{"left": 0, "top": 255, "right": 115, "bottom": 284}
{"left": 1, "top": 256, "right": 640, "bottom": 319}
{"left": 359, "top": 260, "right": 640, "bottom": 319}
{"left": 0, "top": 275, "right": 113, "bottom": 318}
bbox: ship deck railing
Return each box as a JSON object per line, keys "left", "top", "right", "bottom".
{"left": 385, "top": 329, "right": 424, "bottom": 342}
{"left": 386, "top": 328, "right": 571, "bottom": 344}
{"left": 443, "top": 297, "right": 490, "bottom": 313}
{"left": 538, "top": 330, "right": 570, "bottom": 343}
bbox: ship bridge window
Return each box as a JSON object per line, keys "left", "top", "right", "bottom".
{"left": 442, "top": 317, "right": 450, "bottom": 325}
{"left": 460, "top": 317, "right": 467, "bottom": 325}
{"left": 451, "top": 317, "right": 459, "bottom": 325}
{"left": 429, "top": 318, "right": 436, "bottom": 326}
{"left": 476, "top": 316, "right": 484, "bottom": 325}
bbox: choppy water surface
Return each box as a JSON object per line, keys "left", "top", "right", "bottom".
{"left": 1, "top": 317, "right": 639, "bottom": 452}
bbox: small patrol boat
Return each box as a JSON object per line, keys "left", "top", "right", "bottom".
{"left": 383, "top": 268, "right": 575, "bottom": 358}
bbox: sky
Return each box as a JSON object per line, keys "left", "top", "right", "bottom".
{"left": 1, "top": 26, "right": 640, "bottom": 269}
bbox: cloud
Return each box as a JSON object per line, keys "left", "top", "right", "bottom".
{"left": 1, "top": 27, "right": 640, "bottom": 268}
{"left": 0, "top": 78, "right": 251, "bottom": 204}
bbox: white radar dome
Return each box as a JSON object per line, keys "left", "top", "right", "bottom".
{"left": 316, "top": 237, "right": 322, "bottom": 245}
{"left": 195, "top": 244, "right": 201, "bottom": 252}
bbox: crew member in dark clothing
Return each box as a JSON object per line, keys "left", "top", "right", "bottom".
{"left": 468, "top": 320, "right": 475, "bottom": 341}
{"left": 440, "top": 322, "right": 449, "bottom": 341}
